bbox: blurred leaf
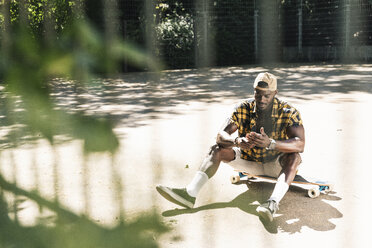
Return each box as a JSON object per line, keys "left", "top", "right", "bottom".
{"left": 0, "top": 5, "right": 163, "bottom": 153}
{"left": 0, "top": 2, "right": 170, "bottom": 248}
{"left": 111, "top": 40, "right": 164, "bottom": 72}
{"left": 70, "top": 114, "right": 119, "bottom": 153}
{"left": 45, "top": 53, "right": 74, "bottom": 77}
{"left": 0, "top": 175, "right": 170, "bottom": 248}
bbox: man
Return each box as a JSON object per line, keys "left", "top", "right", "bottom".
{"left": 156, "top": 72, "right": 305, "bottom": 221}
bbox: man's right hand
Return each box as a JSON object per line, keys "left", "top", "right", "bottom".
{"left": 235, "top": 137, "right": 254, "bottom": 150}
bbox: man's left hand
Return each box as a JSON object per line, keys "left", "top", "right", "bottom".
{"left": 247, "top": 127, "right": 271, "bottom": 148}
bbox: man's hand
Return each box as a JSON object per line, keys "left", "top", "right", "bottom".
{"left": 247, "top": 127, "right": 271, "bottom": 148}
{"left": 235, "top": 136, "right": 254, "bottom": 150}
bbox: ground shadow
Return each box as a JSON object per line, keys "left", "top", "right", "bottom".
{"left": 162, "top": 181, "right": 343, "bottom": 234}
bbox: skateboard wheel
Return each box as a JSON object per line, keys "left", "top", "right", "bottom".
{"left": 324, "top": 184, "right": 334, "bottom": 193}
{"left": 308, "top": 187, "right": 320, "bottom": 198}
{"left": 230, "top": 175, "right": 241, "bottom": 184}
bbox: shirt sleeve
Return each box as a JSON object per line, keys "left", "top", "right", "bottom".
{"left": 288, "top": 108, "right": 303, "bottom": 127}
{"left": 230, "top": 102, "right": 249, "bottom": 128}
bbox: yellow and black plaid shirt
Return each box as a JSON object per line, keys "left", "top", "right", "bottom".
{"left": 230, "top": 97, "right": 303, "bottom": 163}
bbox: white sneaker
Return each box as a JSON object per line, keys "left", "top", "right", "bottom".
{"left": 256, "top": 200, "right": 279, "bottom": 222}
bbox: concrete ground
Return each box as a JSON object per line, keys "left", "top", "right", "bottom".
{"left": 1, "top": 64, "right": 372, "bottom": 247}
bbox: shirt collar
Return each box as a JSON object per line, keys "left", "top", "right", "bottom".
{"left": 252, "top": 97, "right": 279, "bottom": 118}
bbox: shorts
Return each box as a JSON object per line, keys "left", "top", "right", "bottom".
{"left": 228, "top": 147, "right": 284, "bottom": 178}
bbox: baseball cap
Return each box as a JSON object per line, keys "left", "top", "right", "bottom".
{"left": 253, "top": 72, "right": 277, "bottom": 91}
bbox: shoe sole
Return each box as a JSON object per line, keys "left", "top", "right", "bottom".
{"left": 256, "top": 206, "right": 274, "bottom": 222}
{"left": 156, "top": 185, "right": 194, "bottom": 209}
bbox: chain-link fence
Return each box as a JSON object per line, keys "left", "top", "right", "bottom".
{"left": 114, "top": 0, "right": 372, "bottom": 69}
{"left": 283, "top": 0, "right": 372, "bottom": 61}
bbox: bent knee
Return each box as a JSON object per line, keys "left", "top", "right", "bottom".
{"left": 280, "top": 153, "right": 302, "bottom": 168}
{"left": 208, "top": 145, "right": 235, "bottom": 162}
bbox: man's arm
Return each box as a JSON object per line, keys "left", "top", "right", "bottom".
{"left": 216, "top": 121, "right": 237, "bottom": 148}
{"left": 248, "top": 125, "right": 305, "bottom": 153}
{"left": 216, "top": 120, "right": 253, "bottom": 150}
{"left": 275, "top": 125, "right": 305, "bottom": 153}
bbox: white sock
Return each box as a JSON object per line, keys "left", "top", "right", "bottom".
{"left": 186, "top": 171, "right": 209, "bottom": 197}
{"left": 269, "top": 173, "right": 289, "bottom": 203}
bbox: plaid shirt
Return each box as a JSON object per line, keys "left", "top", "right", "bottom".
{"left": 230, "top": 97, "right": 303, "bottom": 163}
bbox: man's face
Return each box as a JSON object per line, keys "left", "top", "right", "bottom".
{"left": 254, "top": 89, "right": 277, "bottom": 111}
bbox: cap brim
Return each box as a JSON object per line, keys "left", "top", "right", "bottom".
{"left": 254, "top": 86, "right": 276, "bottom": 91}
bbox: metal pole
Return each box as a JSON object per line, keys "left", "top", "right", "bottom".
{"left": 298, "top": 0, "right": 303, "bottom": 55}
{"left": 344, "top": 0, "right": 351, "bottom": 60}
{"left": 258, "top": 0, "right": 279, "bottom": 64}
{"left": 1, "top": 0, "right": 10, "bottom": 57}
{"left": 123, "top": 20, "right": 128, "bottom": 72}
{"left": 254, "top": 8, "right": 259, "bottom": 61}
{"left": 203, "top": 9, "right": 208, "bottom": 64}
{"left": 196, "top": 0, "right": 210, "bottom": 68}
{"left": 145, "top": 0, "right": 156, "bottom": 69}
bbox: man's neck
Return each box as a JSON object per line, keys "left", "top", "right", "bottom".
{"left": 257, "top": 104, "right": 273, "bottom": 117}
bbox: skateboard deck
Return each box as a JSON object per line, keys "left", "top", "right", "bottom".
{"left": 231, "top": 171, "right": 334, "bottom": 198}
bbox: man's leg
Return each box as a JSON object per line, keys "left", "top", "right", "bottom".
{"left": 156, "top": 145, "right": 235, "bottom": 208}
{"left": 257, "top": 152, "right": 301, "bottom": 221}
{"left": 269, "top": 152, "right": 301, "bottom": 201}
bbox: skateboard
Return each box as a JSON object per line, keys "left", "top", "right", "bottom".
{"left": 230, "top": 171, "right": 334, "bottom": 198}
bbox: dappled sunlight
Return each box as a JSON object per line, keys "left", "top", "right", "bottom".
{"left": 47, "top": 64, "right": 372, "bottom": 132}
{"left": 2, "top": 64, "right": 371, "bottom": 147}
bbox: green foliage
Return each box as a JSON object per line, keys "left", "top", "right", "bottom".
{"left": 0, "top": 1, "right": 161, "bottom": 152}
{"left": 151, "top": 0, "right": 255, "bottom": 67}
{"left": 1, "top": 0, "right": 78, "bottom": 37}
{"left": 0, "top": 21, "right": 121, "bottom": 153}
{"left": 155, "top": 0, "right": 195, "bottom": 68}
{"left": 155, "top": 8, "right": 194, "bottom": 50}
{"left": 0, "top": 2, "right": 170, "bottom": 247}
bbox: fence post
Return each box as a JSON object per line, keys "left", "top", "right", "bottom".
{"left": 1, "top": 0, "right": 10, "bottom": 58}
{"left": 145, "top": 0, "right": 156, "bottom": 68}
{"left": 203, "top": 9, "right": 208, "bottom": 64}
{"left": 195, "top": 0, "right": 212, "bottom": 68}
{"left": 298, "top": 0, "right": 303, "bottom": 56}
{"left": 254, "top": 5, "right": 259, "bottom": 62}
{"left": 123, "top": 20, "right": 128, "bottom": 72}
{"left": 258, "top": 0, "right": 280, "bottom": 63}
{"left": 344, "top": 0, "right": 351, "bottom": 60}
